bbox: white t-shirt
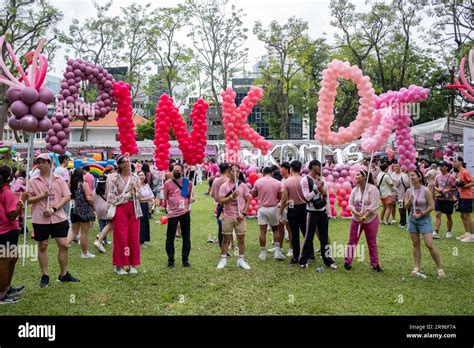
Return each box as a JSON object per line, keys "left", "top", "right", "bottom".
{"left": 376, "top": 171, "right": 394, "bottom": 198}
{"left": 54, "top": 166, "right": 70, "bottom": 184}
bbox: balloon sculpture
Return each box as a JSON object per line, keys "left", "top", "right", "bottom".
{"left": 454, "top": 48, "right": 474, "bottom": 118}
{"left": 443, "top": 142, "right": 459, "bottom": 162}
{"left": 57, "top": 58, "right": 115, "bottom": 122}
{"left": 0, "top": 36, "right": 55, "bottom": 135}
{"left": 154, "top": 94, "right": 208, "bottom": 171}
{"left": 315, "top": 59, "right": 377, "bottom": 145}
{"left": 113, "top": 81, "right": 138, "bottom": 156}
{"left": 221, "top": 86, "right": 272, "bottom": 163}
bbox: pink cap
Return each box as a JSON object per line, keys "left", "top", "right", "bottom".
{"left": 35, "top": 153, "right": 51, "bottom": 162}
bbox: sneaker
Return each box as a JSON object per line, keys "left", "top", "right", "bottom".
{"left": 39, "top": 274, "right": 50, "bottom": 288}
{"left": 182, "top": 260, "right": 191, "bottom": 268}
{"left": 217, "top": 257, "right": 227, "bottom": 269}
{"left": 437, "top": 269, "right": 446, "bottom": 279}
{"left": 237, "top": 258, "right": 251, "bottom": 270}
{"left": 128, "top": 267, "right": 138, "bottom": 274}
{"left": 258, "top": 252, "right": 266, "bottom": 261}
{"left": 398, "top": 224, "right": 407, "bottom": 228}
{"left": 433, "top": 231, "right": 440, "bottom": 239}
{"left": 0, "top": 294, "right": 20, "bottom": 304}
{"left": 456, "top": 233, "right": 469, "bottom": 240}
{"left": 373, "top": 265, "right": 383, "bottom": 272}
{"left": 140, "top": 243, "right": 148, "bottom": 248}
{"left": 286, "top": 249, "right": 293, "bottom": 257}
{"left": 81, "top": 252, "right": 96, "bottom": 259}
{"left": 446, "top": 232, "right": 453, "bottom": 239}
{"left": 328, "top": 263, "right": 339, "bottom": 270}
{"left": 300, "top": 263, "right": 308, "bottom": 269}
{"left": 315, "top": 249, "right": 321, "bottom": 254}
{"left": 274, "top": 249, "right": 286, "bottom": 260}
{"left": 57, "top": 272, "right": 80, "bottom": 283}
{"left": 115, "top": 267, "right": 128, "bottom": 275}
{"left": 309, "top": 255, "right": 316, "bottom": 261}
{"left": 268, "top": 247, "right": 276, "bottom": 253}
{"left": 226, "top": 252, "right": 232, "bottom": 257}
{"left": 167, "top": 260, "right": 175, "bottom": 268}
{"left": 288, "top": 258, "right": 298, "bottom": 265}
{"left": 460, "top": 235, "right": 474, "bottom": 243}
{"left": 94, "top": 240, "right": 106, "bottom": 253}
{"left": 391, "top": 220, "right": 397, "bottom": 225}
{"left": 344, "top": 263, "right": 352, "bottom": 270}
{"left": 7, "top": 285, "right": 25, "bottom": 296}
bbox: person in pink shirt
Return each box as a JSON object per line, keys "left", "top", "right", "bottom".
{"left": 345, "top": 169, "right": 382, "bottom": 272}
{"left": 82, "top": 165, "right": 95, "bottom": 191}
{"left": 163, "top": 163, "right": 193, "bottom": 268}
{"left": 210, "top": 163, "right": 229, "bottom": 247}
{"left": 0, "top": 165, "right": 28, "bottom": 304}
{"left": 252, "top": 166, "right": 284, "bottom": 261}
{"left": 217, "top": 164, "right": 251, "bottom": 270}
{"left": 279, "top": 160, "right": 307, "bottom": 264}
{"left": 27, "top": 153, "right": 79, "bottom": 288}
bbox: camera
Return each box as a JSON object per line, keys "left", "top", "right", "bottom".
{"left": 455, "top": 180, "right": 465, "bottom": 188}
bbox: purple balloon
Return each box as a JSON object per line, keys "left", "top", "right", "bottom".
{"left": 38, "top": 118, "right": 52, "bottom": 132}
{"left": 66, "top": 72, "right": 75, "bottom": 79}
{"left": 8, "top": 117, "right": 21, "bottom": 130}
{"left": 38, "top": 87, "right": 55, "bottom": 104}
{"left": 60, "top": 118, "right": 70, "bottom": 128}
{"left": 6, "top": 87, "right": 21, "bottom": 103}
{"left": 10, "top": 100, "right": 29, "bottom": 117}
{"left": 49, "top": 136, "right": 59, "bottom": 145}
{"left": 100, "top": 107, "right": 107, "bottom": 116}
{"left": 20, "top": 114, "right": 38, "bottom": 132}
{"left": 59, "top": 139, "right": 68, "bottom": 147}
{"left": 47, "top": 129, "right": 55, "bottom": 137}
{"left": 340, "top": 170, "right": 348, "bottom": 177}
{"left": 45, "top": 143, "right": 53, "bottom": 151}
{"left": 72, "top": 61, "right": 80, "bottom": 69}
{"left": 67, "top": 58, "right": 74, "bottom": 65}
{"left": 105, "top": 106, "right": 112, "bottom": 112}
{"left": 97, "top": 73, "right": 104, "bottom": 80}
{"left": 69, "top": 86, "right": 78, "bottom": 94}
{"left": 97, "top": 101, "right": 105, "bottom": 108}
{"left": 104, "top": 99, "right": 112, "bottom": 106}
{"left": 52, "top": 123, "right": 63, "bottom": 132}
{"left": 57, "top": 95, "right": 65, "bottom": 101}
{"left": 322, "top": 169, "right": 329, "bottom": 177}
{"left": 333, "top": 171, "right": 340, "bottom": 179}
{"left": 79, "top": 63, "right": 86, "bottom": 71}
{"left": 62, "top": 89, "right": 71, "bottom": 98}
{"left": 63, "top": 127, "right": 71, "bottom": 135}
{"left": 85, "top": 66, "right": 92, "bottom": 75}
{"left": 67, "top": 79, "right": 76, "bottom": 86}
{"left": 30, "top": 101, "right": 49, "bottom": 118}
{"left": 74, "top": 76, "right": 82, "bottom": 83}
{"left": 20, "top": 87, "right": 39, "bottom": 104}
{"left": 104, "top": 80, "right": 112, "bottom": 88}
{"left": 74, "top": 69, "right": 82, "bottom": 77}
{"left": 52, "top": 144, "right": 65, "bottom": 154}
{"left": 66, "top": 96, "right": 75, "bottom": 104}
{"left": 56, "top": 131, "right": 67, "bottom": 140}
{"left": 66, "top": 65, "right": 73, "bottom": 72}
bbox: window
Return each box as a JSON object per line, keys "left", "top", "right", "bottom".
{"left": 255, "top": 111, "right": 261, "bottom": 120}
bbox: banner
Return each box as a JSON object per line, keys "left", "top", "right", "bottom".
{"left": 463, "top": 127, "right": 474, "bottom": 171}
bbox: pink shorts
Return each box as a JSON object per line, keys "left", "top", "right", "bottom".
{"left": 381, "top": 196, "right": 393, "bottom": 205}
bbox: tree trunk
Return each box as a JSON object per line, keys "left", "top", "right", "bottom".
{"left": 80, "top": 120, "right": 87, "bottom": 141}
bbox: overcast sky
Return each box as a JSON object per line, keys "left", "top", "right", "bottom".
{"left": 48, "top": 0, "right": 432, "bottom": 76}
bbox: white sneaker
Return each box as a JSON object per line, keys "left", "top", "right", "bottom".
{"left": 94, "top": 240, "right": 106, "bottom": 253}
{"left": 129, "top": 267, "right": 138, "bottom": 274}
{"left": 258, "top": 252, "right": 267, "bottom": 261}
{"left": 433, "top": 232, "right": 440, "bottom": 239}
{"left": 456, "top": 233, "right": 469, "bottom": 240}
{"left": 446, "top": 232, "right": 453, "bottom": 239}
{"left": 81, "top": 252, "right": 96, "bottom": 259}
{"left": 287, "top": 248, "right": 293, "bottom": 257}
{"left": 460, "top": 235, "right": 474, "bottom": 243}
{"left": 268, "top": 247, "right": 276, "bottom": 253}
{"left": 237, "top": 258, "right": 251, "bottom": 270}
{"left": 391, "top": 220, "right": 397, "bottom": 225}
{"left": 115, "top": 267, "right": 128, "bottom": 275}
{"left": 217, "top": 257, "right": 227, "bottom": 269}
{"left": 274, "top": 249, "right": 286, "bottom": 260}
{"left": 329, "top": 263, "right": 339, "bottom": 270}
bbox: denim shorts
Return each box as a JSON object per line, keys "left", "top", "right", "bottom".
{"left": 408, "top": 214, "right": 433, "bottom": 234}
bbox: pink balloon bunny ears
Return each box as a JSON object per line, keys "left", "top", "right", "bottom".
{"left": 454, "top": 48, "right": 474, "bottom": 118}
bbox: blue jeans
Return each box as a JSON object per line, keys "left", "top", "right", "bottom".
{"left": 99, "top": 219, "right": 109, "bottom": 243}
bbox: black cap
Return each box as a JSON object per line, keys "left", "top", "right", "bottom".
{"left": 456, "top": 156, "right": 464, "bottom": 162}
{"left": 439, "top": 161, "right": 449, "bottom": 167}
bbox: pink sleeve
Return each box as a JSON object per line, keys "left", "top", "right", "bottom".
{"left": 4, "top": 190, "right": 18, "bottom": 214}
{"left": 300, "top": 177, "right": 315, "bottom": 201}
{"left": 218, "top": 183, "right": 226, "bottom": 198}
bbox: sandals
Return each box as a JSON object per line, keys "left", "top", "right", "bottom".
{"left": 411, "top": 267, "right": 421, "bottom": 276}
{"left": 437, "top": 269, "right": 446, "bottom": 279}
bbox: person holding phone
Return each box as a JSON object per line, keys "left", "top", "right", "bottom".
{"left": 405, "top": 170, "right": 445, "bottom": 279}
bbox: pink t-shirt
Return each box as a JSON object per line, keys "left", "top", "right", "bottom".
{"left": 29, "top": 174, "right": 70, "bottom": 224}
{"left": 253, "top": 176, "right": 281, "bottom": 207}
{"left": 0, "top": 185, "right": 20, "bottom": 234}
{"left": 210, "top": 175, "right": 228, "bottom": 202}
{"left": 219, "top": 181, "right": 250, "bottom": 219}
{"left": 348, "top": 184, "right": 381, "bottom": 224}
{"left": 281, "top": 175, "right": 306, "bottom": 206}
{"left": 163, "top": 179, "right": 192, "bottom": 218}
{"left": 85, "top": 173, "right": 95, "bottom": 191}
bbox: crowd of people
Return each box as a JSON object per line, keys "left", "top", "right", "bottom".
{"left": 0, "top": 152, "right": 472, "bottom": 304}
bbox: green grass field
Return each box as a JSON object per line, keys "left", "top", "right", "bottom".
{"left": 2, "top": 182, "right": 473, "bottom": 315}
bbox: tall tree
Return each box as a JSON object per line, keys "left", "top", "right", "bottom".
{"left": 59, "top": 0, "right": 123, "bottom": 141}
{"left": 253, "top": 17, "right": 312, "bottom": 138}
{"left": 186, "top": 0, "right": 249, "bottom": 116}
{"left": 0, "top": 0, "right": 63, "bottom": 141}
{"left": 121, "top": 3, "right": 154, "bottom": 101}
{"left": 148, "top": 4, "right": 197, "bottom": 107}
